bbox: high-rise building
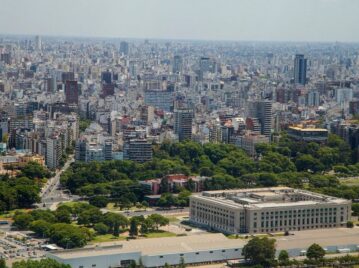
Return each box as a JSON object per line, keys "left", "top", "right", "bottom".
{"left": 61, "top": 71, "right": 75, "bottom": 82}
{"left": 123, "top": 139, "right": 153, "bottom": 162}
{"left": 101, "top": 71, "right": 113, "bottom": 84}
{"left": 349, "top": 100, "right": 359, "bottom": 116}
{"left": 199, "top": 57, "right": 216, "bottom": 80}
{"left": 307, "top": 90, "right": 320, "bottom": 107}
{"left": 120, "top": 41, "right": 129, "bottom": 56}
{"left": 101, "top": 83, "right": 115, "bottom": 98}
{"left": 294, "top": 54, "right": 307, "bottom": 85}
{"left": 248, "top": 100, "right": 272, "bottom": 138}
{"left": 104, "top": 140, "right": 113, "bottom": 161}
{"left": 46, "top": 77, "right": 56, "bottom": 93}
{"left": 129, "top": 60, "right": 137, "bottom": 79}
{"left": 65, "top": 80, "right": 79, "bottom": 104}
{"left": 335, "top": 87, "right": 353, "bottom": 104}
{"left": 144, "top": 88, "right": 174, "bottom": 111}
{"left": 174, "top": 108, "right": 193, "bottom": 141}
{"left": 173, "top": 55, "right": 183, "bottom": 74}
{"left": 0, "top": 52, "right": 11, "bottom": 65}
{"left": 46, "top": 135, "right": 62, "bottom": 169}
{"left": 35, "top": 35, "right": 42, "bottom": 50}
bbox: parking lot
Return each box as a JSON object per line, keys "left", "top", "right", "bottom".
{"left": 0, "top": 232, "right": 48, "bottom": 265}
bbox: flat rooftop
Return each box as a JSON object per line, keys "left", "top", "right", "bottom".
{"left": 276, "top": 228, "right": 359, "bottom": 250}
{"left": 51, "top": 233, "right": 246, "bottom": 260}
{"left": 194, "top": 187, "right": 350, "bottom": 209}
{"left": 50, "top": 228, "right": 359, "bottom": 260}
{"left": 288, "top": 126, "right": 328, "bottom": 132}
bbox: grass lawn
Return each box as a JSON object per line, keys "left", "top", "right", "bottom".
{"left": 106, "top": 202, "right": 116, "bottom": 210}
{"left": 340, "top": 177, "right": 359, "bottom": 186}
{"left": 227, "top": 234, "right": 245, "bottom": 239}
{"left": 59, "top": 201, "right": 88, "bottom": 207}
{"left": 227, "top": 232, "right": 284, "bottom": 239}
{"left": 144, "top": 230, "right": 176, "bottom": 238}
{"left": 90, "top": 234, "right": 126, "bottom": 243}
{"left": 106, "top": 203, "right": 146, "bottom": 212}
{"left": 166, "top": 216, "right": 179, "bottom": 223}
{"left": 0, "top": 209, "right": 29, "bottom": 219}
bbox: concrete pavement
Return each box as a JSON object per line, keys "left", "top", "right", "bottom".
{"left": 37, "top": 156, "right": 77, "bottom": 210}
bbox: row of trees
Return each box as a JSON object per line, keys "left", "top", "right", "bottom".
{"left": 0, "top": 258, "right": 70, "bottom": 268}
{"left": 13, "top": 202, "right": 171, "bottom": 248}
{"left": 243, "top": 237, "right": 327, "bottom": 267}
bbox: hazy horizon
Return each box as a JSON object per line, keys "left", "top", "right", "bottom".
{"left": 1, "top": 0, "right": 358, "bottom": 43}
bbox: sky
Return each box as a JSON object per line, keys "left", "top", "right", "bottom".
{"left": 0, "top": 0, "right": 358, "bottom": 42}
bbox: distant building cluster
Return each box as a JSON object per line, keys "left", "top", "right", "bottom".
{"left": 0, "top": 36, "right": 358, "bottom": 169}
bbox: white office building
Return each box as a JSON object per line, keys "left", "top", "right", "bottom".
{"left": 190, "top": 187, "right": 351, "bottom": 234}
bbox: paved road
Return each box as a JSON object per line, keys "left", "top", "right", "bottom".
{"left": 100, "top": 207, "right": 189, "bottom": 217}
{"left": 37, "top": 156, "right": 79, "bottom": 210}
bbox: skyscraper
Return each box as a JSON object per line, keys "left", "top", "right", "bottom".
{"left": 46, "top": 77, "right": 56, "bottom": 93}
{"left": 120, "top": 41, "right": 129, "bottom": 56}
{"left": 101, "top": 71, "right": 113, "bottom": 84}
{"left": 199, "top": 57, "right": 216, "bottom": 81}
{"left": 129, "top": 60, "right": 137, "bottom": 78}
{"left": 65, "top": 80, "right": 79, "bottom": 104}
{"left": 62, "top": 71, "right": 75, "bottom": 82}
{"left": 173, "top": 55, "right": 183, "bottom": 74}
{"left": 248, "top": 100, "right": 272, "bottom": 139}
{"left": 294, "top": 54, "right": 307, "bottom": 85}
{"left": 174, "top": 108, "right": 193, "bottom": 141}
{"left": 35, "top": 35, "right": 42, "bottom": 50}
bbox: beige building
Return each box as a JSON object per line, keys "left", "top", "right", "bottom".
{"left": 235, "top": 131, "right": 269, "bottom": 156}
{"left": 189, "top": 187, "right": 351, "bottom": 234}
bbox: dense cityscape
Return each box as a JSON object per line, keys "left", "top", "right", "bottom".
{"left": 0, "top": 0, "right": 359, "bottom": 268}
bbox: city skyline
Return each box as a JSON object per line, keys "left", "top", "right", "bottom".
{"left": 0, "top": 0, "right": 359, "bottom": 43}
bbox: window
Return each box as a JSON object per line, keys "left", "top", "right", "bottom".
{"left": 235, "top": 249, "right": 239, "bottom": 251}
{"left": 92, "top": 265, "right": 96, "bottom": 268}
{"left": 79, "top": 266, "right": 84, "bottom": 268}
{"left": 180, "top": 254, "right": 184, "bottom": 256}
{"left": 196, "top": 252, "right": 199, "bottom": 255}
{"left": 210, "top": 251, "right": 213, "bottom": 253}
{"left": 160, "top": 256, "right": 163, "bottom": 258}
{"left": 222, "top": 250, "right": 226, "bottom": 252}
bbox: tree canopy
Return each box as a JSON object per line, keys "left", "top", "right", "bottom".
{"left": 242, "top": 237, "right": 276, "bottom": 267}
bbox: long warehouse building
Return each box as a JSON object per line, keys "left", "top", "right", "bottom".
{"left": 47, "top": 229, "right": 359, "bottom": 268}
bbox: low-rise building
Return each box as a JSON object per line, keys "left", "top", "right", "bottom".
{"left": 190, "top": 187, "right": 351, "bottom": 234}
{"left": 287, "top": 125, "right": 328, "bottom": 142}
{"left": 48, "top": 234, "right": 244, "bottom": 268}
{"left": 234, "top": 132, "right": 269, "bottom": 156}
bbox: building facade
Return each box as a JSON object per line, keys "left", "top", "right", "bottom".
{"left": 174, "top": 108, "right": 193, "bottom": 142}
{"left": 65, "top": 80, "right": 79, "bottom": 104}
{"left": 287, "top": 126, "right": 328, "bottom": 142}
{"left": 294, "top": 54, "right": 307, "bottom": 85}
{"left": 190, "top": 187, "right": 351, "bottom": 234}
{"left": 123, "top": 139, "right": 153, "bottom": 162}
